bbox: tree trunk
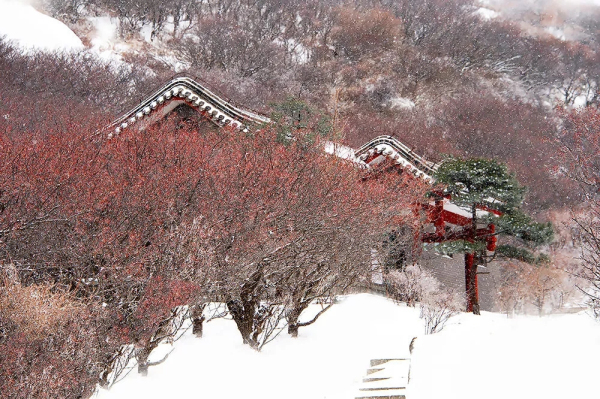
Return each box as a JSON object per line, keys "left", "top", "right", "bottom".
{"left": 227, "top": 298, "right": 260, "bottom": 350}
{"left": 287, "top": 323, "right": 299, "bottom": 338}
{"left": 227, "top": 268, "right": 264, "bottom": 350}
{"left": 286, "top": 301, "right": 333, "bottom": 337}
{"left": 191, "top": 304, "right": 205, "bottom": 338}
{"left": 192, "top": 315, "right": 205, "bottom": 338}
{"left": 135, "top": 347, "right": 150, "bottom": 376}
{"left": 466, "top": 205, "right": 481, "bottom": 315}
{"left": 286, "top": 307, "right": 303, "bottom": 338}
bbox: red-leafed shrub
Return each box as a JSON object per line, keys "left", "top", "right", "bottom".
{"left": 131, "top": 277, "right": 201, "bottom": 344}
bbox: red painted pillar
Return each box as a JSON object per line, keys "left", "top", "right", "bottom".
{"left": 434, "top": 200, "right": 445, "bottom": 237}
{"left": 473, "top": 261, "right": 479, "bottom": 308}
{"left": 486, "top": 223, "right": 497, "bottom": 251}
{"left": 465, "top": 252, "right": 476, "bottom": 313}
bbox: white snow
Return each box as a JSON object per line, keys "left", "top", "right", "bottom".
{"left": 0, "top": 0, "right": 83, "bottom": 52}
{"left": 140, "top": 24, "right": 153, "bottom": 43}
{"left": 409, "top": 310, "right": 600, "bottom": 399}
{"left": 95, "top": 294, "right": 423, "bottom": 399}
{"left": 88, "top": 17, "right": 118, "bottom": 53}
{"left": 94, "top": 293, "right": 600, "bottom": 399}
{"left": 545, "top": 26, "right": 566, "bottom": 41}
{"left": 475, "top": 7, "right": 500, "bottom": 20}
{"left": 442, "top": 199, "right": 491, "bottom": 220}
{"left": 324, "top": 141, "right": 361, "bottom": 163}
{"left": 390, "top": 96, "right": 416, "bottom": 110}
{"left": 86, "top": 16, "right": 134, "bottom": 64}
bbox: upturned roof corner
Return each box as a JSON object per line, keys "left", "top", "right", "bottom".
{"left": 107, "top": 76, "right": 271, "bottom": 138}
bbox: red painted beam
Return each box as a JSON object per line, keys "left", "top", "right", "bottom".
{"left": 421, "top": 226, "right": 495, "bottom": 243}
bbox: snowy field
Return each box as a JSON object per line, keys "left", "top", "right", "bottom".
{"left": 94, "top": 294, "right": 600, "bottom": 399}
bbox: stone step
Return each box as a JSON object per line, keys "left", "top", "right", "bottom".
{"left": 370, "top": 358, "right": 407, "bottom": 367}
{"left": 356, "top": 358, "right": 410, "bottom": 399}
{"left": 365, "top": 362, "right": 410, "bottom": 380}
{"left": 362, "top": 376, "right": 390, "bottom": 383}
{"left": 360, "top": 386, "right": 406, "bottom": 392}
{"left": 355, "top": 388, "right": 406, "bottom": 399}
{"left": 360, "top": 379, "right": 407, "bottom": 390}
{"left": 366, "top": 367, "right": 385, "bottom": 375}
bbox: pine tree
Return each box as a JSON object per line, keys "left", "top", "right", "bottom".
{"left": 433, "top": 158, "right": 554, "bottom": 314}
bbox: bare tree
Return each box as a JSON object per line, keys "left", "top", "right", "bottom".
{"left": 45, "top": 0, "right": 87, "bottom": 23}
{"left": 385, "top": 265, "right": 438, "bottom": 307}
{"left": 420, "top": 290, "right": 463, "bottom": 335}
{"left": 556, "top": 108, "right": 600, "bottom": 317}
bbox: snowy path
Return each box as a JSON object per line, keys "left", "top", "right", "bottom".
{"left": 95, "top": 294, "right": 600, "bottom": 399}
{"left": 355, "top": 358, "right": 410, "bottom": 399}
{"left": 95, "top": 294, "right": 421, "bottom": 399}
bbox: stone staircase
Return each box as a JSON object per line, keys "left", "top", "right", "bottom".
{"left": 355, "top": 359, "right": 409, "bottom": 399}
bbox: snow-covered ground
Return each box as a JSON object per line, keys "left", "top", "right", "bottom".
{"left": 94, "top": 293, "right": 600, "bottom": 399}
{"left": 95, "top": 294, "right": 421, "bottom": 399}
{"left": 410, "top": 309, "right": 600, "bottom": 399}
{"left": 0, "top": 0, "right": 83, "bottom": 51}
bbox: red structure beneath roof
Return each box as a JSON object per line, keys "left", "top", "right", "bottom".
{"left": 355, "top": 137, "right": 500, "bottom": 313}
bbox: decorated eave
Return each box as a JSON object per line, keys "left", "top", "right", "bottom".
{"left": 107, "top": 76, "right": 271, "bottom": 138}
{"left": 354, "top": 135, "right": 438, "bottom": 181}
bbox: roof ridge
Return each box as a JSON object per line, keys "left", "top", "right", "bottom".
{"left": 106, "top": 76, "right": 271, "bottom": 138}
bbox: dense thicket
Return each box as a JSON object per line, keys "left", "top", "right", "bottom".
{"left": 556, "top": 108, "right": 600, "bottom": 317}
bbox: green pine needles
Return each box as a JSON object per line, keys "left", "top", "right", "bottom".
{"left": 434, "top": 157, "right": 554, "bottom": 263}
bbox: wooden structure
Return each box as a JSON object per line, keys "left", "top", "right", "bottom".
{"left": 354, "top": 135, "right": 500, "bottom": 312}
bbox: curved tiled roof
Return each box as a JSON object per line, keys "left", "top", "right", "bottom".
{"left": 354, "top": 135, "right": 438, "bottom": 180}
{"left": 107, "top": 76, "right": 271, "bottom": 138}
{"left": 107, "top": 77, "right": 437, "bottom": 183}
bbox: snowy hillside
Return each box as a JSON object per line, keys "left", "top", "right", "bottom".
{"left": 0, "top": 0, "right": 83, "bottom": 51}
{"left": 95, "top": 294, "right": 600, "bottom": 399}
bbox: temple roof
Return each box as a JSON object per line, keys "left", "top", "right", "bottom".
{"left": 354, "top": 135, "right": 438, "bottom": 180}
{"left": 108, "top": 76, "right": 271, "bottom": 138}
{"left": 108, "top": 77, "right": 437, "bottom": 180}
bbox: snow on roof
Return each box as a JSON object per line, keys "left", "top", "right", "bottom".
{"left": 107, "top": 76, "right": 496, "bottom": 225}
{"left": 323, "top": 141, "right": 360, "bottom": 163}
{"left": 107, "top": 76, "right": 271, "bottom": 138}
{"left": 0, "top": 0, "right": 83, "bottom": 52}
{"left": 107, "top": 77, "right": 490, "bottom": 222}
{"left": 107, "top": 80, "right": 437, "bottom": 192}
{"left": 442, "top": 199, "right": 492, "bottom": 220}
{"left": 354, "top": 136, "right": 438, "bottom": 181}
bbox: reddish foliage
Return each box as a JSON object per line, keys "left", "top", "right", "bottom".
{"left": 557, "top": 107, "right": 600, "bottom": 196}
{"left": 132, "top": 277, "right": 200, "bottom": 343}
{"left": 0, "top": 286, "right": 116, "bottom": 399}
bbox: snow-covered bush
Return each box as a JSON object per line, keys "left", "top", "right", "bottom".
{"left": 384, "top": 264, "right": 462, "bottom": 334}
{"left": 496, "top": 260, "right": 579, "bottom": 317}
{"left": 420, "top": 290, "right": 463, "bottom": 335}
{"left": 588, "top": 295, "right": 600, "bottom": 320}
{"left": 385, "top": 264, "right": 439, "bottom": 307}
